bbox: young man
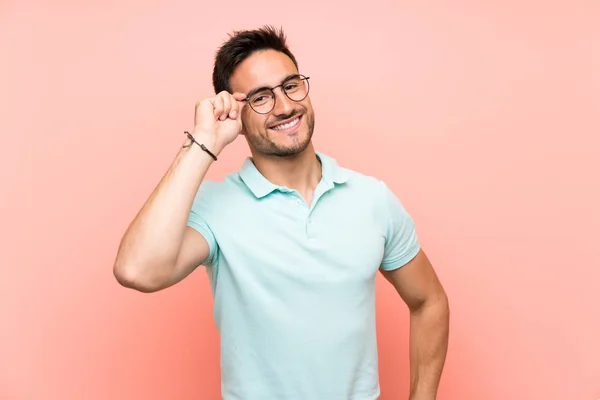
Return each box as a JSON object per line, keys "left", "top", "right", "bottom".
{"left": 114, "top": 25, "right": 449, "bottom": 400}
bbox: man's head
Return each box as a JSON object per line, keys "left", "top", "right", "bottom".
{"left": 213, "top": 25, "right": 315, "bottom": 158}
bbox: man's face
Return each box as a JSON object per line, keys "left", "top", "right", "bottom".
{"left": 229, "top": 49, "right": 315, "bottom": 158}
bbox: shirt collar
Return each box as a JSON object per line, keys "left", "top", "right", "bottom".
{"left": 238, "top": 152, "right": 352, "bottom": 199}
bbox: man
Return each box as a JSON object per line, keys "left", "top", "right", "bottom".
{"left": 113, "top": 25, "right": 449, "bottom": 400}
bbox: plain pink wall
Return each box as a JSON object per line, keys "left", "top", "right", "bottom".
{"left": 2, "top": 1, "right": 599, "bottom": 399}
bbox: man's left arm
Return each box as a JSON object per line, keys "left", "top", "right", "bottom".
{"left": 380, "top": 249, "right": 449, "bottom": 400}
{"left": 376, "top": 181, "right": 449, "bottom": 400}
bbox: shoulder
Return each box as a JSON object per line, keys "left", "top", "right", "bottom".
{"left": 327, "top": 155, "right": 411, "bottom": 218}
{"left": 319, "top": 152, "right": 386, "bottom": 190}
{"left": 349, "top": 171, "right": 387, "bottom": 192}
{"left": 329, "top": 158, "right": 393, "bottom": 199}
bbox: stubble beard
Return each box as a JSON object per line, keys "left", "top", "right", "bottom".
{"left": 249, "top": 111, "right": 315, "bottom": 158}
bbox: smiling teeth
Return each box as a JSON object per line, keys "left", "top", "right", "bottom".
{"left": 272, "top": 118, "right": 300, "bottom": 131}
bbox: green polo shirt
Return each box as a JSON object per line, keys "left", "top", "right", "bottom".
{"left": 187, "top": 152, "right": 420, "bottom": 400}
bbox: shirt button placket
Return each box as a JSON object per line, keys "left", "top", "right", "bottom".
{"left": 292, "top": 196, "right": 308, "bottom": 237}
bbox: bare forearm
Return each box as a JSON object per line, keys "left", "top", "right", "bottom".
{"left": 408, "top": 294, "right": 450, "bottom": 400}
{"left": 114, "top": 137, "right": 217, "bottom": 282}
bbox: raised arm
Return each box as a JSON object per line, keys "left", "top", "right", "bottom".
{"left": 113, "top": 91, "right": 246, "bottom": 292}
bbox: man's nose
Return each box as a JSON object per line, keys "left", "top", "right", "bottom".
{"left": 271, "top": 89, "right": 294, "bottom": 116}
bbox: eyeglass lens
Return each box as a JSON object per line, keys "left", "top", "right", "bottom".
{"left": 248, "top": 75, "right": 310, "bottom": 114}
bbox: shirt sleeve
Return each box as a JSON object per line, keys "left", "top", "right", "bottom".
{"left": 186, "top": 182, "right": 219, "bottom": 267}
{"left": 379, "top": 180, "right": 421, "bottom": 271}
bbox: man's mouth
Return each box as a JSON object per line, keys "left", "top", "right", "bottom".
{"left": 269, "top": 115, "right": 302, "bottom": 132}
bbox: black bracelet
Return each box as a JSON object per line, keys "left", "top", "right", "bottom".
{"left": 182, "top": 131, "right": 217, "bottom": 161}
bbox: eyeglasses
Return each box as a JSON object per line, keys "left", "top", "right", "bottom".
{"left": 244, "top": 74, "right": 310, "bottom": 114}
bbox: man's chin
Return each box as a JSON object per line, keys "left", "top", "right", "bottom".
{"left": 248, "top": 124, "right": 313, "bottom": 157}
{"left": 279, "top": 139, "right": 313, "bottom": 157}
{"left": 262, "top": 140, "right": 311, "bottom": 158}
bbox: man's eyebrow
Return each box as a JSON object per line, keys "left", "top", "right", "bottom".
{"left": 281, "top": 73, "right": 301, "bottom": 83}
{"left": 246, "top": 74, "right": 301, "bottom": 98}
{"left": 246, "top": 85, "right": 271, "bottom": 99}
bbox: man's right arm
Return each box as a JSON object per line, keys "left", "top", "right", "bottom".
{"left": 113, "top": 139, "right": 216, "bottom": 293}
{"left": 113, "top": 91, "right": 246, "bottom": 292}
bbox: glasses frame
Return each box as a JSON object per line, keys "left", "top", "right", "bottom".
{"left": 244, "top": 74, "right": 311, "bottom": 114}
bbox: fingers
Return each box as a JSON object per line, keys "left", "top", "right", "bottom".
{"left": 222, "top": 94, "right": 233, "bottom": 120}
{"left": 232, "top": 92, "right": 247, "bottom": 102}
{"left": 212, "top": 91, "right": 247, "bottom": 121}
{"left": 232, "top": 92, "right": 247, "bottom": 117}
{"left": 213, "top": 94, "right": 225, "bottom": 120}
{"left": 195, "top": 91, "right": 247, "bottom": 127}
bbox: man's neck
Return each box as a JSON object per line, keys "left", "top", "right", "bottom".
{"left": 250, "top": 144, "right": 322, "bottom": 199}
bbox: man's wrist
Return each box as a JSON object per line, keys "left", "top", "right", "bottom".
{"left": 183, "top": 130, "right": 223, "bottom": 158}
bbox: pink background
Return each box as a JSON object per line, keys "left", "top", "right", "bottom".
{"left": 2, "top": 1, "right": 599, "bottom": 399}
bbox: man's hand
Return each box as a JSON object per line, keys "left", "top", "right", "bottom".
{"left": 192, "top": 90, "right": 247, "bottom": 154}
